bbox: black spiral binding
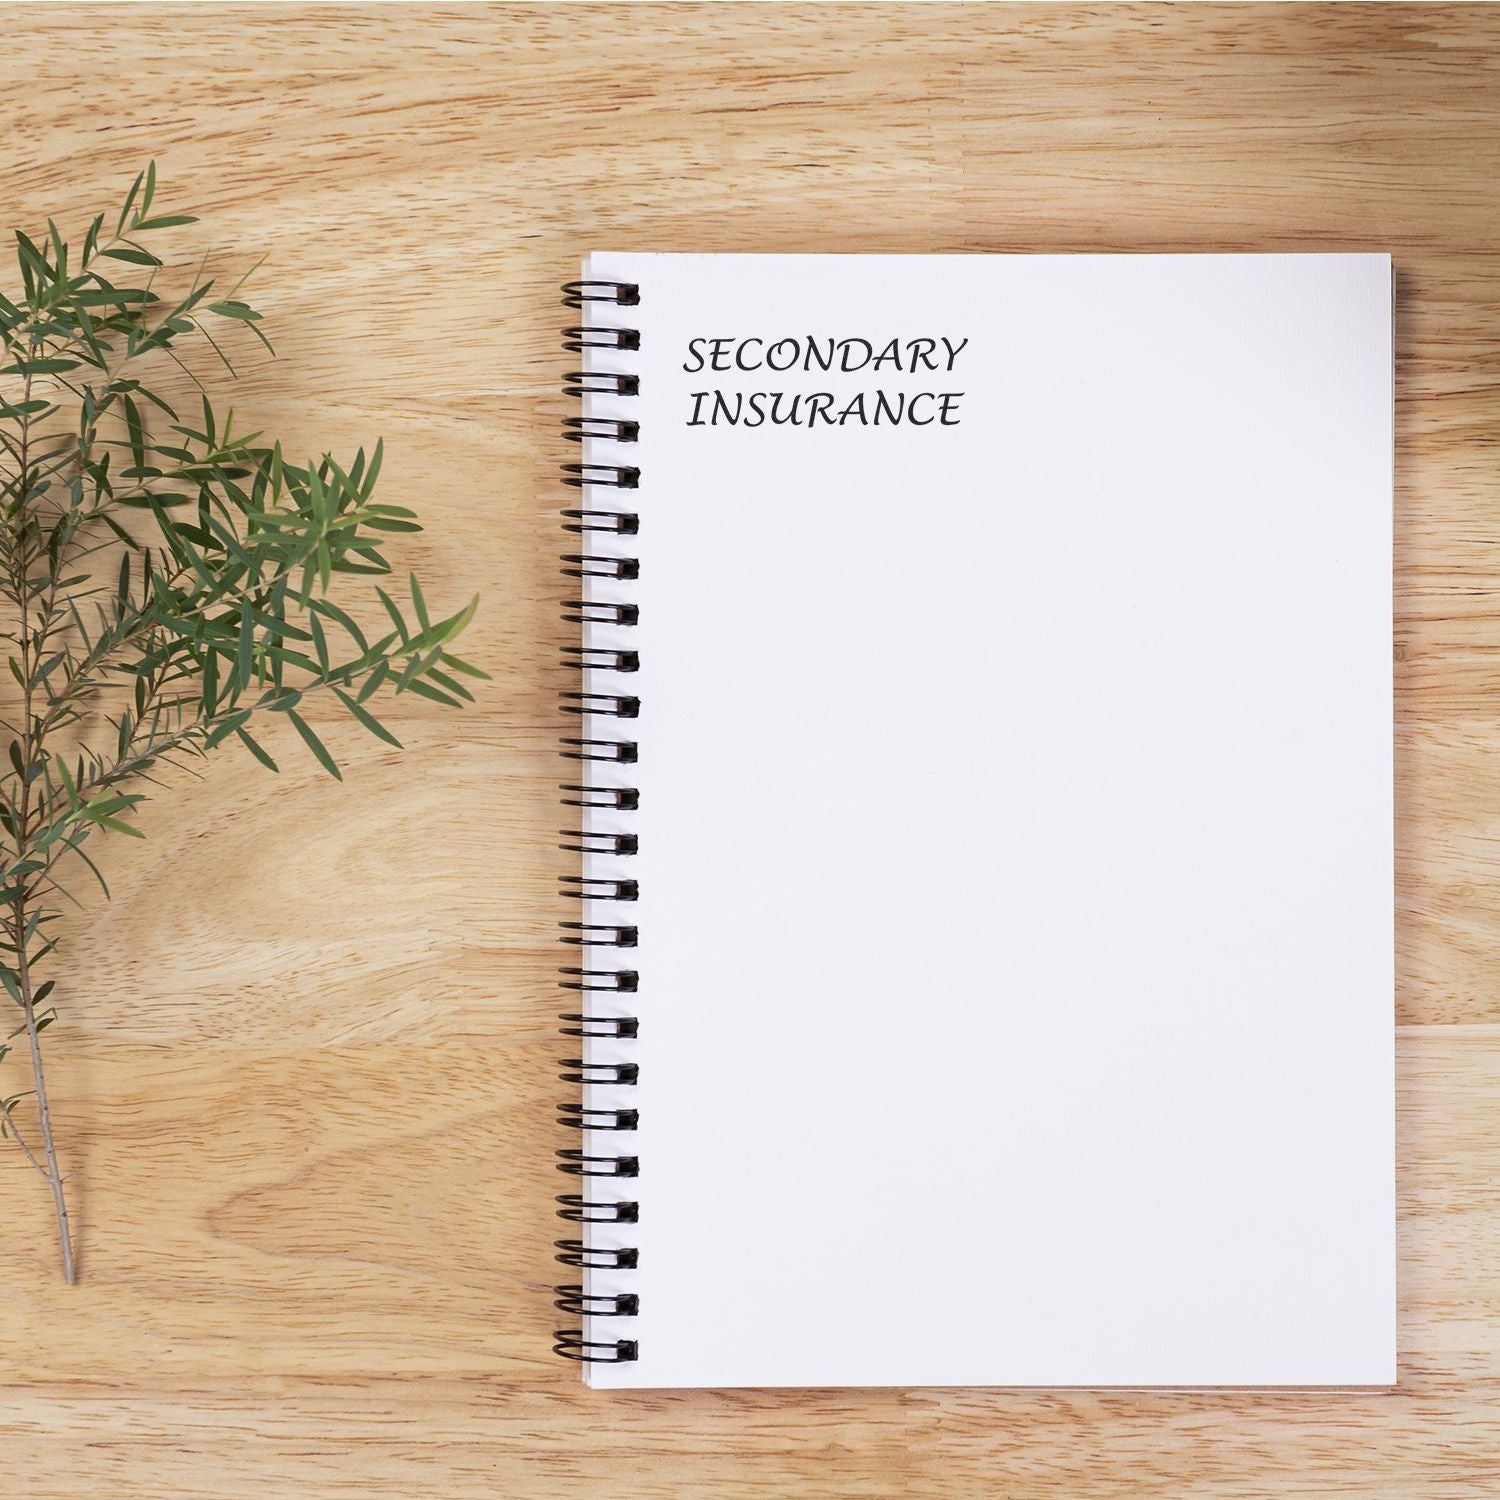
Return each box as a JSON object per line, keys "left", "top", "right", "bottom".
{"left": 554, "top": 278, "right": 642, "bottom": 1367}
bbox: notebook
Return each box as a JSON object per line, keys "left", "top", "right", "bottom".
{"left": 553, "top": 253, "right": 1395, "bottom": 1389}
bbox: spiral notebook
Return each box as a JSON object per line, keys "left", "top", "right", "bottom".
{"left": 554, "top": 253, "right": 1395, "bottom": 1389}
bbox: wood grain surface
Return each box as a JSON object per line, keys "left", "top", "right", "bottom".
{"left": 3, "top": 4, "right": 1499, "bottom": 1495}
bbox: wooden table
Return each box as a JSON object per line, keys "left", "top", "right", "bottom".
{"left": 3, "top": 4, "right": 1498, "bottom": 1494}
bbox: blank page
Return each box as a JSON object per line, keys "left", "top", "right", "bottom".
{"left": 570, "top": 253, "right": 1394, "bottom": 1389}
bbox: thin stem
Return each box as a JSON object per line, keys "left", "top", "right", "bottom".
{"left": 3, "top": 352, "right": 76, "bottom": 1282}
{"left": 11, "top": 903, "right": 74, "bottom": 1283}
{"left": 0, "top": 1096, "right": 49, "bottom": 1177}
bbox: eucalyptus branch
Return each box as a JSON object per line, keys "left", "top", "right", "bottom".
{"left": 0, "top": 164, "right": 482, "bottom": 1279}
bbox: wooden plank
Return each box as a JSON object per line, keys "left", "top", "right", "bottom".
{"left": 3, "top": 4, "right": 1499, "bottom": 1493}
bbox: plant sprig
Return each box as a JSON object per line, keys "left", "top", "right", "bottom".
{"left": 0, "top": 164, "right": 482, "bottom": 1280}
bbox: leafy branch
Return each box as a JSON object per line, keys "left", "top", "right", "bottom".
{"left": 0, "top": 164, "right": 482, "bottom": 1280}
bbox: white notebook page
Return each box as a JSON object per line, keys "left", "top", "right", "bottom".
{"left": 574, "top": 253, "right": 1394, "bottom": 1389}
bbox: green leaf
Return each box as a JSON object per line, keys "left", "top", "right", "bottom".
{"left": 355, "top": 658, "right": 390, "bottom": 704}
{"left": 235, "top": 727, "right": 279, "bottom": 773}
{"left": 3, "top": 356, "right": 81, "bottom": 375}
{"left": 0, "top": 398, "right": 53, "bottom": 419}
{"left": 15, "top": 230, "right": 50, "bottom": 294}
{"left": 100, "top": 245, "right": 162, "bottom": 268}
{"left": 236, "top": 605, "right": 254, "bottom": 693}
{"left": 207, "top": 300, "right": 262, "bottom": 322}
{"left": 73, "top": 287, "right": 151, "bottom": 308}
{"left": 400, "top": 677, "right": 463, "bottom": 709}
{"left": 116, "top": 167, "right": 145, "bottom": 234}
{"left": 440, "top": 651, "right": 491, "bottom": 682}
{"left": 425, "top": 667, "right": 474, "bottom": 703}
{"left": 123, "top": 394, "right": 145, "bottom": 470}
{"left": 89, "top": 812, "right": 145, "bottom": 839}
{"left": 33, "top": 652, "right": 67, "bottom": 684}
{"left": 374, "top": 588, "right": 410, "bottom": 645}
{"left": 362, "top": 438, "right": 383, "bottom": 497}
{"left": 334, "top": 688, "right": 402, "bottom": 748}
{"left": 69, "top": 838, "right": 112, "bottom": 900}
{"left": 47, "top": 217, "right": 67, "bottom": 279}
{"left": 409, "top": 572, "right": 431, "bottom": 631}
{"left": 309, "top": 612, "right": 330, "bottom": 673}
{"left": 423, "top": 593, "right": 479, "bottom": 649}
{"left": 203, "top": 710, "right": 250, "bottom": 750}
{"left": 285, "top": 710, "right": 341, "bottom": 780}
{"left": 309, "top": 597, "right": 368, "bottom": 654}
{"left": 362, "top": 513, "right": 422, "bottom": 534}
